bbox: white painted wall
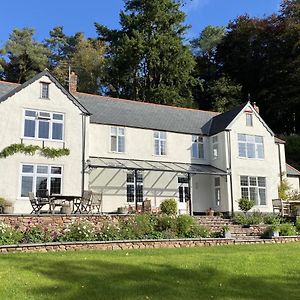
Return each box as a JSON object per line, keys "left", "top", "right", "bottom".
{"left": 0, "top": 75, "right": 84, "bottom": 213}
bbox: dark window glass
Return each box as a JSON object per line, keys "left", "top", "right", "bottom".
{"left": 21, "top": 176, "right": 33, "bottom": 197}
{"left": 127, "top": 185, "right": 134, "bottom": 202}
{"left": 136, "top": 185, "right": 143, "bottom": 202}
{"left": 179, "top": 186, "right": 184, "bottom": 202}
{"left": 50, "top": 177, "right": 61, "bottom": 195}
{"left": 178, "top": 177, "right": 188, "bottom": 184}
{"left": 52, "top": 123, "right": 63, "bottom": 140}
{"left": 38, "top": 121, "right": 49, "bottom": 139}
{"left": 24, "top": 119, "right": 35, "bottom": 137}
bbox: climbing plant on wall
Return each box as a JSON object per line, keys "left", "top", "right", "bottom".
{"left": 0, "top": 143, "right": 70, "bottom": 159}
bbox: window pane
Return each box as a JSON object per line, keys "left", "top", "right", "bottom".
{"left": 198, "top": 143, "right": 204, "bottom": 158}
{"left": 24, "top": 119, "right": 35, "bottom": 137}
{"left": 25, "top": 110, "right": 36, "bottom": 117}
{"left": 127, "top": 173, "right": 134, "bottom": 183}
{"left": 249, "top": 187, "right": 258, "bottom": 204}
{"left": 178, "top": 177, "right": 188, "bottom": 184}
{"left": 213, "top": 144, "right": 218, "bottom": 159}
{"left": 50, "top": 177, "right": 61, "bottom": 195}
{"left": 258, "top": 177, "right": 266, "bottom": 187}
{"left": 212, "top": 136, "right": 218, "bottom": 143}
{"left": 241, "top": 187, "right": 249, "bottom": 199}
{"left": 51, "top": 166, "right": 62, "bottom": 174}
{"left": 52, "top": 123, "right": 63, "bottom": 140}
{"left": 111, "top": 127, "right": 117, "bottom": 135}
{"left": 238, "top": 134, "right": 246, "bottom": 141}
{"left": 37, "top": 166, "right": 48, "bottom": 174}
{"left": 257, "top": 144, "right": 264, "bottom": 159}
{"left": 215, "top": 188, "right": 220, "bottom": 206}
{"left": 247, "top": 143, "right": 255, "bottom": 158}
{"left": 127, "top": 185, "right": 134, "bottom": 202}
{"left": 160, "top": 140, "right": 166, "bottom": 155}
{"left": 249, "top": 177, "right": 257, "bottom": 186}
{"left": 160, "top": 132, "right": 166, "bottom": 139}
{"left": 255, "top": 136, "right": 263, "bottom": 143}
{"left": 154, "top": 131, "right": 159, "bottom": 139}
{"left": 38, "top": 120, "right": 49, "bottom": 139}
{"left": 246, "top": 114, "right": 253, "bottom": 126}
{"left": 215, "top": 177, "right": 220, "bottom": 186}
{"left": 238, "top": 143, "right": 246, "bottom": 157}
{"left": 136, "top": 173, "right": 143, "bottom": 183}
{"left": 118, "top": 136, "right": 125, "bottom": 152}
{"left": 22, "top": 165, "right": 34, "bottom": 173}
{"left": 53, "top": 113, "right": 63, "bottom": 120}
{"left": 36, "top": 177, "right": 48, "bottom": 194}
{"left": 184, "top": 186, "right": 190, "bottom": 202}
{"left": 118, "top": 128, "right": 124, "bottom": 135}
{"left": 179, "top": 186, "right": 184, "bottom": 202}
{"left": 259, "top": 188, "right": 266, "bottom": 205}
{"left": 192, "top": 143, "right": 198, "bottom": 158}
{"left": 41, "top": 83, "right": 49, "bottom": 98}
{"left": 136, "top": 185, "right": 143, "bottom": 202}
{"left": 240, "top": 176, "right": 248, "bottom": 186}
{"left": 111, "top": 136, "right": 117, "bottom": 152}
{"left": 154, "top": 140, "right": 160, "bottom": 155}
{"left": 21, "top": 176, "right": 33, "bottom": 197}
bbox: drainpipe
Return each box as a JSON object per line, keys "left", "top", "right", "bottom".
{"left": 134, "top": 169, "right": 138, "bottom": 211}
{"left": 277, "top": 143, "right": 283, "bottom": 184}
{"left": 81, "top": 114, "right": 87, "bottom": 197}
{"left": 226, "top": 130, "right": 234, "bottom": 216}
{"left": 187, "top": 173, "right": 192, "bottom": 216}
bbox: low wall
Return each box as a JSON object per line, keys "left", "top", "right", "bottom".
{"left": 0, "top": 236, "right": 300, "bottom": 253}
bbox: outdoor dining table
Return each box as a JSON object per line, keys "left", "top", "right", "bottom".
{"left": 50, "top": 195, "right": 82, "bottom": 214}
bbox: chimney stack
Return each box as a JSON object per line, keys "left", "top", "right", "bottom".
{"left": 252, "top": 102, "right": 259, "bottom": 114}
{"left": 69, "top": 71, "right": 78, "bottom": 94}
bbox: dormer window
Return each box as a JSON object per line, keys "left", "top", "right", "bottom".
{"left": 40, "top": 82, "right": 50, "bottom": 99}
{"left": 246, "top": 113, "right": 253, "bottom": 126}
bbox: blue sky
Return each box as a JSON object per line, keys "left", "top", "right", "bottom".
{"left": 0, "top": 0, "right": 281, "bottom": 46}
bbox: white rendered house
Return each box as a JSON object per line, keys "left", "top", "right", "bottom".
{"left": 0, "top": 70, "right": 297, "bottom": 214}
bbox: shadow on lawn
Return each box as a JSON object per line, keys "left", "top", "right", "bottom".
{"left": 3, "top": 253, "right": 300, "bottom": 300}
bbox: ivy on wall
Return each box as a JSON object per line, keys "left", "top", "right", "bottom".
{"left": 0, "top": 143, "right": 70, "bottom": 159}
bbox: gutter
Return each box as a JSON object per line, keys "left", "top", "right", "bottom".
{"left": 226, "top": 129, "right": 234, "bottom": 216}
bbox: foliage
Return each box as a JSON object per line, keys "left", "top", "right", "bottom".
{"left": 95, "top": 0, "right": 195, "bottom": 106}
{"left": 278, "top": 179, "right": 291, "bottom": 200}
{"left": 233, "top": 211, "right": 264, "bottom": 226}
{"left": 263, "top": 214, "right": 282, "bottom": 225}
{"left": 0, "top": 222, "right": 23, "bottom": 245}
{"left": 62, "top": 220, "right": 96, "bottom": 242}
{"left": 0, "top": 28, "right": 50, "bottom": 83}
{"left": 238, "top": 198, "right": 255, "bottom": 213}
{"left": 176, "top": 214, "right": 195, "bottom": 236}
{"left": 45, "top": 27, "right": 106, "bottom": 94}
{"left": 279, "top": 223, "right": 297, "bottom": 236}
{"left": 97, "top": 222, "right": 122, "bottom": 241}
{"left": 22, "top": 226, "right": 53, "bottom": 244}
{"left": 156, "top": 214, "right": 177, "bottom": 232}
{"left": 0, "top": 143, "right": 70, "bottom": 159}
{"left": 0, "top": 197, "right": 6, "bottom": 207}
{"left": 282, "top": 135, "right": 300, "bottom": 171}
{"left": 160, "top": 198, "right": 177, "bottom": 215}
{"left": 295, "top": 218, "right": 300, "bottom": 233}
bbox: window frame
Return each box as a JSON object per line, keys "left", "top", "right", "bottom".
{"left": 246, "top": 113, "right": 253, "bottom": 126}
{"left": 238, "top": 133, "right": 264, "bottom": 159}
{"left": 23, "top": 109, "right": 64, "bottom": 141}
{"left": 240, "top": 175, "right": 266, "bottom": 206}
{"left": 110, "top": 126, "right": 125, "bottom": 153}
{"left": 154, "top": 131, "right": 167, "bottom": 156}
{"left": 214, "top": 177, "right": 221, "bottom": 206}
{"left": 192, "top": 135, "right": 204, "bottom": 159}
{"left": 212, "top": 135, "right": 219, "bottom": 160}
{"left": 20, "top": 163, "right": 63, "bottom": 198}
{"left": 40, "top": 82, "right": 50, "bottom": 99}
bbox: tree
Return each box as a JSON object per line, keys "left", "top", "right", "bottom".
{"left": 0, "top": 28, "right": 49, "bottom": 83}
{"left": 45, "top": 27, "right": 105, "bottom": 93}
{"left": 95, "top": 0, "right": 195, "bottom": 106}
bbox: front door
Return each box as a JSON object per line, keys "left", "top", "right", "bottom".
{"left": 178, "top": 176, "right": 190, "bottom": 214}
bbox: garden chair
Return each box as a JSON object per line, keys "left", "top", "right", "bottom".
{"left": 272, "top": 199, "right": 290, "bottom": 216}
{"left": 28, "top": 192, "right": 48, "bottom": 214}
{"left": 80, "top": 190, "right": 93, "bottom": 213}
{"left": 90, "top": 192, "right": 102, "bottom": 214}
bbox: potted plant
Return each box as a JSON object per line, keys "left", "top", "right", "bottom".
{"left": 268, "top": 224, "right": 280, "bottom": 238}
{"left": 0, "top": 198, "right": 14, "bottom": 214}
{"left": 223, "top": 225, "right": 231, "bottom": 238}
{"left": 206, "top": 207, "right": 214, "bottom": 217}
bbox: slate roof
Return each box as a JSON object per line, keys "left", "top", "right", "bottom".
{"left": 75, "top": 92, "right": 219, "bottom": 135}
{"left": 286, "top": 163, "right": 300, "bottom": 176}
{"left": 0, "top": 81, "right": 19, "bottom": 99}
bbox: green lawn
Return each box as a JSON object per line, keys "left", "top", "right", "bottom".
{"left": 0, "top": 243, "right": 300, "bottom": 300}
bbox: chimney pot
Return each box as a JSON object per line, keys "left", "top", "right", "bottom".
{"left": 69, "top": 71, "right": 78, "bottom": 94}
{"left": 252, "top": 102, "right": 259, "bottom": 114}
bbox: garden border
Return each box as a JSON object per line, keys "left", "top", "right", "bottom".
{"left": 0, "top": 236, "right": 300, "bottom": 253}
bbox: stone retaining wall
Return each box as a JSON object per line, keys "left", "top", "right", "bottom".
{"left": 0, "top": 236, "right": 299, "bottom": 253}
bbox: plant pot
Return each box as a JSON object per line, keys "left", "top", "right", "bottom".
{"left": 224, "top": 231, "right": 231, "bottom": 239}
{"left": 3, "top": 206, "right": 14, "bottom": 214}
{"left": 206, "top": 208, "right": 214, "bottom": 216}
{"left": 61, "top": 205, "right": 72, "bottom": 214}
{"left": 117, "top": 207, "right": 128, "bottom": 214}
{"left": 270, "top": 230, "right": 280, "bottom": 238}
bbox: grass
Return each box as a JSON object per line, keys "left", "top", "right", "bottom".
{"left": 0, "top": 243, "right": 300, "bottom": 299}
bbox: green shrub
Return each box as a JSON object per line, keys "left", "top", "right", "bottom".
{"left": 186, "top": 224, "right": 211, "bottom": 238}
{"left": 0, "top": 222, "right": 23, "bottom": 245}
{"left": 23, "top": 226, "right": 53, "bottom": 243}
{"left": 156, "top": 215, "right": 177, "bottom": 232}
{"left": 98, "top": 222, "right": 121, "bottom": 241}
{"left": 279, "top": 223, "right": 297, "bottom": 236}
{"left": 176, "top": 215, "right": 196, "bottom": 237}
{"left": 238, "top": 198, "right": 255, "bottom": 213}
{"left": 160, "top": 199, "right": 177, "bottom": 215}
{"left": 263, "top": 214, "right": 282, "bottom": 225}
{"left": 63, "top": 220, "right": 96, "bottom": 241}
{"left": 295, "top": 219, "right": 300, "bottom": 233}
